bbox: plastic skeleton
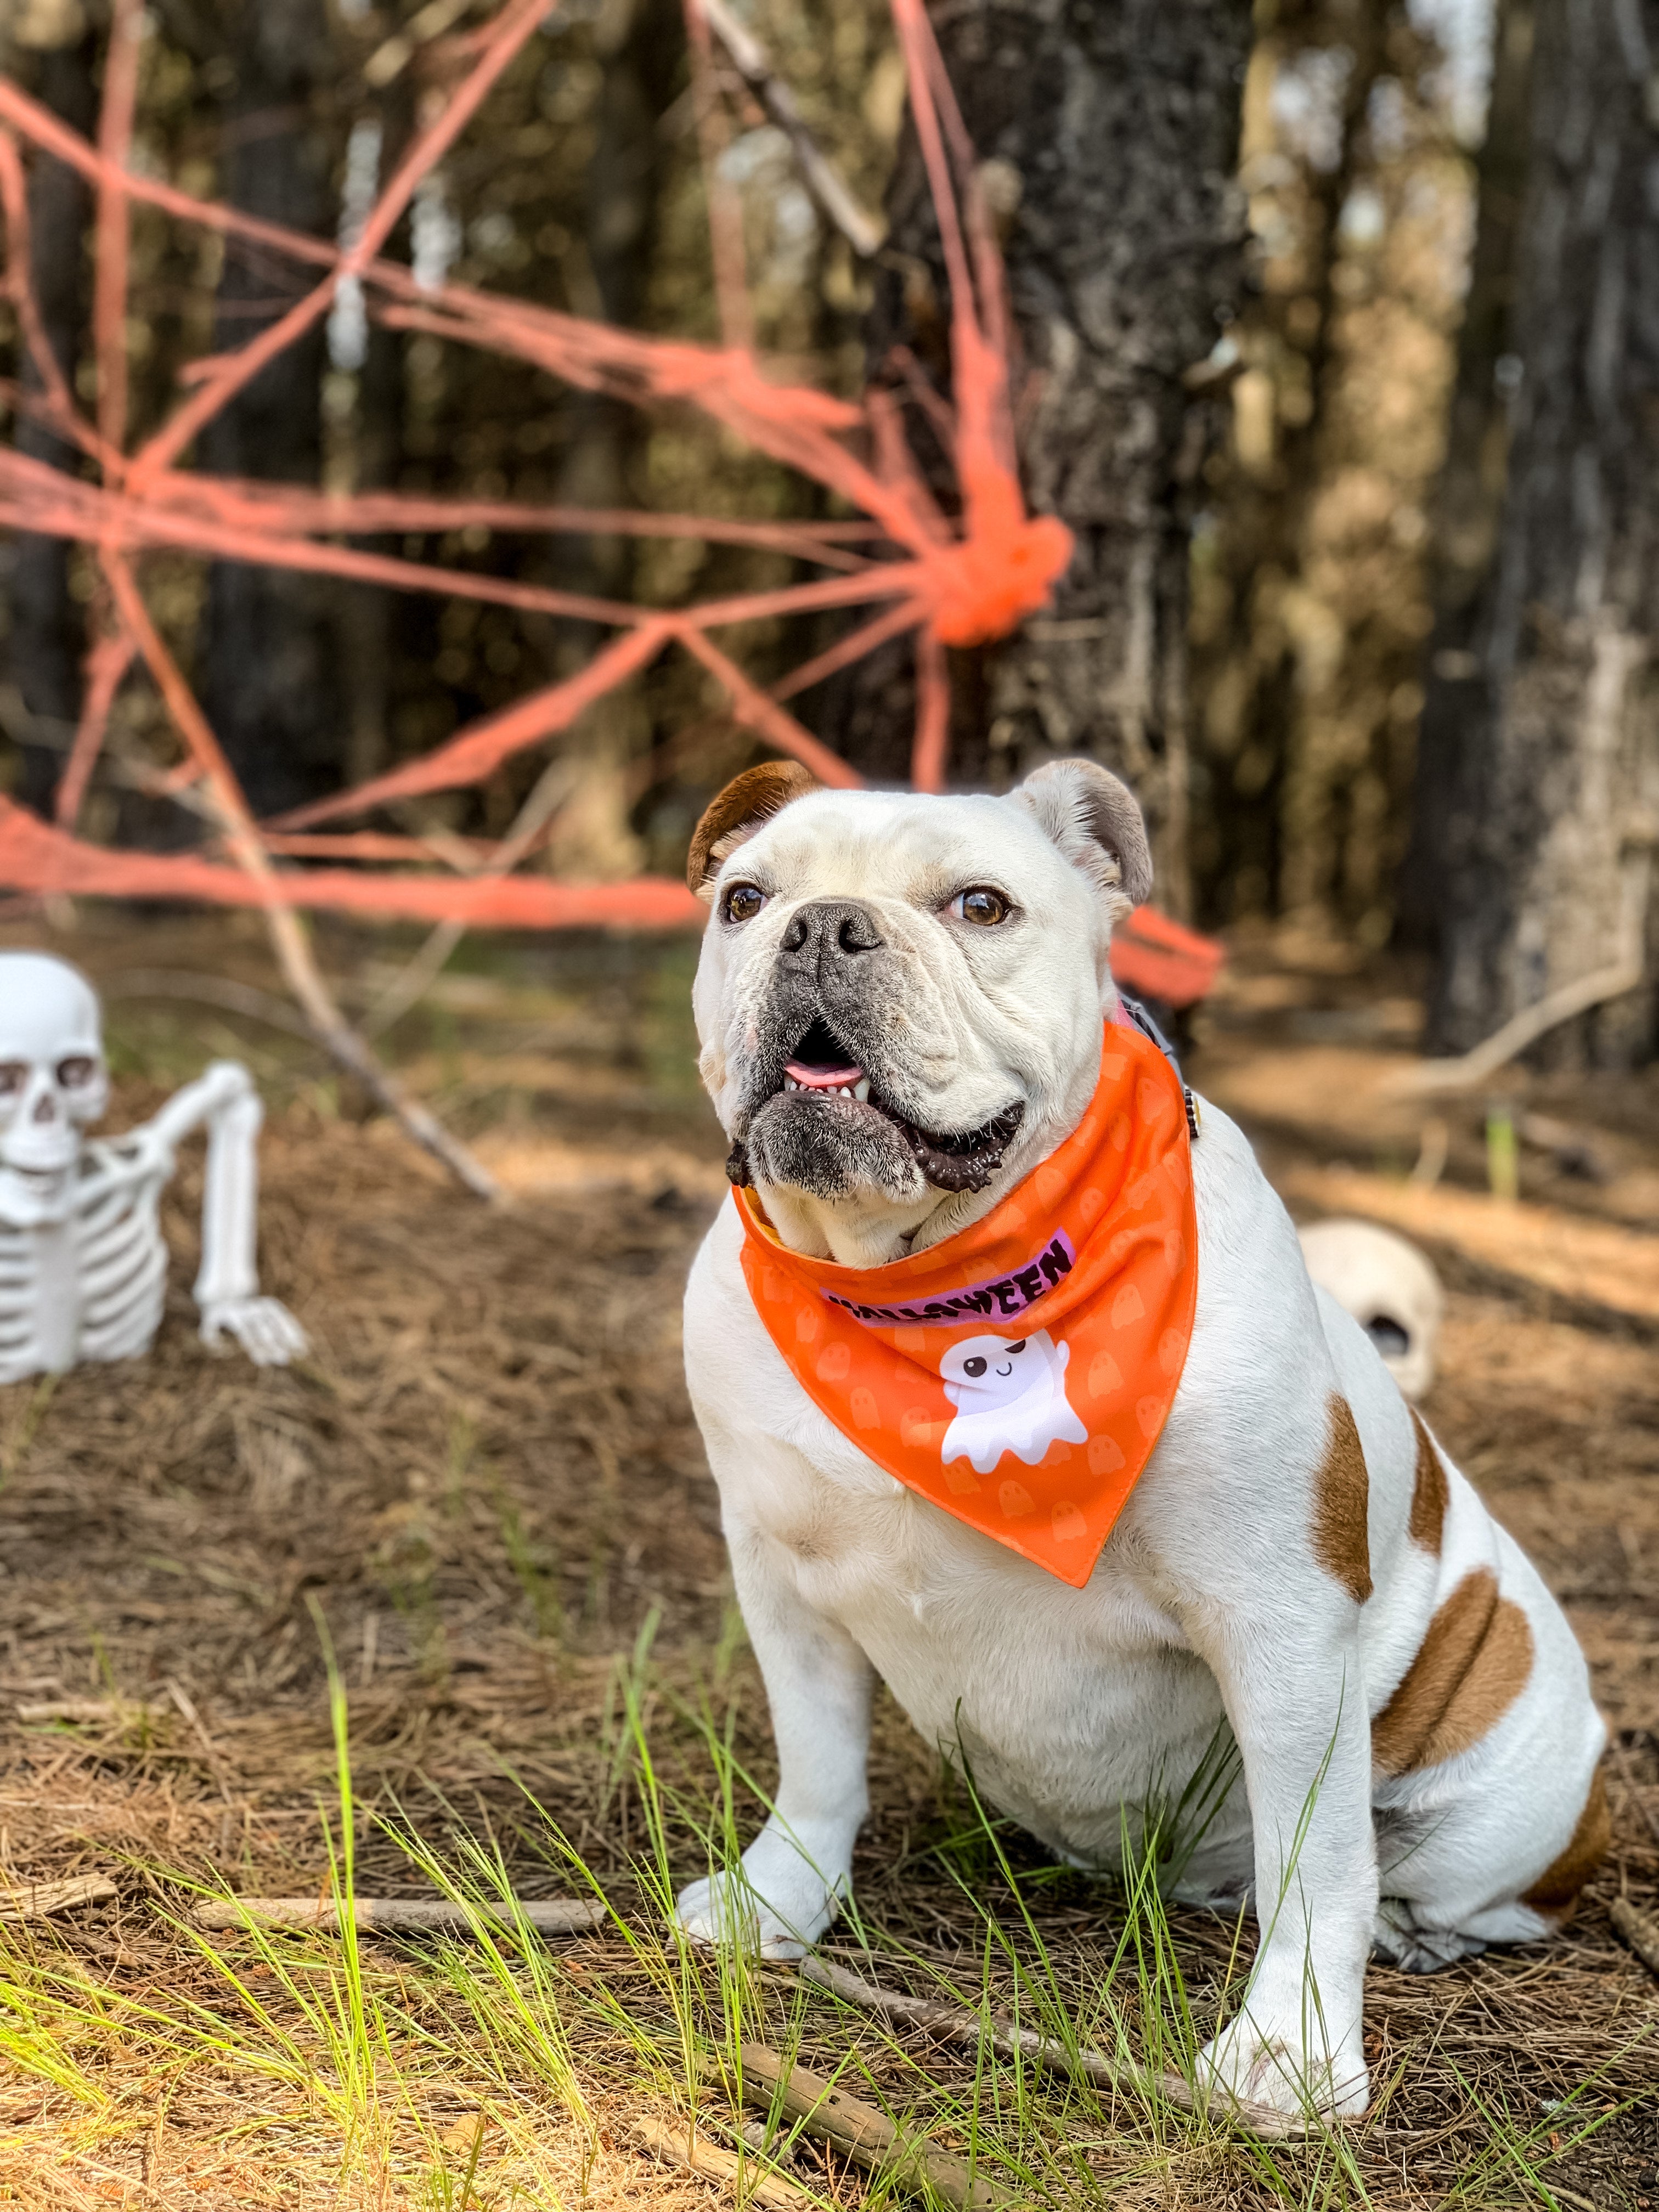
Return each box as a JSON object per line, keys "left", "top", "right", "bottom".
{"left": 0, "top": 952, "right": 307, "bottom": 1383}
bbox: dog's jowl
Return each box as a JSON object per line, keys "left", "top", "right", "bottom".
{"left": 673, "top": 758, "right": 1607, "bottom": 2125}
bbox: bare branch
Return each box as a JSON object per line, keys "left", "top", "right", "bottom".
{"left": 697, "top": 0, "right": 887, "bottom": 258}
{"left": 739, "top": 2041, "right": 1009, "bottom": 2209}
{"left": 797, "top": 1954, "right": 1307, "bottom": 2142}
{"left": 1611, "top": 1897, "right": 1659, "bottom": 1981}
{"left": 194, "top": 1894, "right": 605, "bottom": 1934}
{"left": 0, "top": 1874, "right": 116, "bottom": 1921}
{"left": 628, "top": 2117, "right": 814, "bottom": 2212}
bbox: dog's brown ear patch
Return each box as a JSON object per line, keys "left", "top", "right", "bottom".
{"left": 1310, "top": 1395, "right": 1372, "bottom": 1605}
{"left": 1522, "top": 1767, "right": 1610, "bottom": 1918}
{"left": 1408, "top": 1409, "right": 1449, "bottom": 1554}
{"left": 1370, "top": 1567, "right": 1534, "bottom": 1775}
{"left": 686, "top": 761, "right": 817, "bottom": 894}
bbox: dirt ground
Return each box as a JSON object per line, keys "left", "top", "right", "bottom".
{"left": 0, "top": 910, "right": 1654, "bottom": 2209}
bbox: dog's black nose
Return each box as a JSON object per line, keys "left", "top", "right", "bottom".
{"left": 780, "top": 899, "right": 885, "bottom": 965}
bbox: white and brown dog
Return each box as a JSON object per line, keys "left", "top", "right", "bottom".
{"left": 673, "top": 757, "right": 1607, "bottom": 2125}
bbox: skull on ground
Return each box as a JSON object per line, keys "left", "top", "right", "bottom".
{"left": 1297, "top": 1216, "right": 1444, "bottom": 1403}
{"left": 0, "top": 952, "right": 109, "bottom": 1180}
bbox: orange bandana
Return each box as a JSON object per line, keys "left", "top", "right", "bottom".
{"left": 736, "top": 1016, "right": 1199, "bottom": 1587}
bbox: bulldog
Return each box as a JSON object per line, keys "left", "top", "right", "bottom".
{"left": 672, "top": 757, "right": 1607, "bottom": 2125}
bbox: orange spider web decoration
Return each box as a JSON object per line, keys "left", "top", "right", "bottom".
{"left": 0, "top": 0, "right": 1222, "bottom": 1005}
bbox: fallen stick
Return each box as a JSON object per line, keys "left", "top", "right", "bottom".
{"left": 1392, "top": 954, "right": 1645, "bottom": 1096}
{"left": 1610, "top": 1897, "right": 1659, "bottom": 1980}
{"left": 1610, "top": 1738, "right": 1659, "bottom": 1853}
{"left": 0, "top": 1873, "right": 117, "bottom": 1921}
{"left": 629, "top": 2115, "right": 815, "bottom": 2211}
{"left": 16, "top": 1698, "right": 121, "bottom": 1724}
{"left": 194, "top": 1894, "right": 605, "bottom": 1935}
{"left": 798, "top": 1955, "right": 1303, "bottom": 2141}
{"left": 738, "top": 2042, "right": 1009, "bottom": 2210}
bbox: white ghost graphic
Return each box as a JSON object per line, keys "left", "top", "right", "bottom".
{"left": 939, "top": 1330, "right": 1087, "bottom": 1476}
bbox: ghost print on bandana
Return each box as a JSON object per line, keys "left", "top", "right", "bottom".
{"left": 940, "top": 1331, "right": 1087, "bottom": 1475}
{"left": 735, "top": 1015, "right": 1200, "bottom": 1588}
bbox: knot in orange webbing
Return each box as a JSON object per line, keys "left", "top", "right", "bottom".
{"left": 924, "top": 511, "right": 1075, "bottom": 647}
{"left": 916, "top": 457, "right": 1074, "bottom": 647}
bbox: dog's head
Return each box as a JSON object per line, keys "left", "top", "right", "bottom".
{"left": 687, "top": 758, "right": 1152, "bottom": 1263}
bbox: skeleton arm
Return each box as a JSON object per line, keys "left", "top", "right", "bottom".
{"left": 139, "top": 1061, "right": 308, "bottom": 1365}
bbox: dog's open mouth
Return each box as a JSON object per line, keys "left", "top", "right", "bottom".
{"left": 737, "top": 1016, "right": 1024, "bottom": 1194}
{"left": 782, "top": 1017, "right": 872, "bottom": 1103}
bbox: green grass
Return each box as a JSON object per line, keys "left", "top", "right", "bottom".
{"left": 0, "top": 1637, "right": 1646, "bottom": 2211}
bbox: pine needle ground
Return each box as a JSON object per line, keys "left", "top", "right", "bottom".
{"left": 0, "top": 915, "right": 1652, "bottom": 2209}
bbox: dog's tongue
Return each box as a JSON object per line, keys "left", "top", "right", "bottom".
{"left": 785, "top": 1059, "right": 865, "bottom": 1090}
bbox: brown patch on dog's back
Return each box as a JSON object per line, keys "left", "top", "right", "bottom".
{"left": 1310, "top": 1395, "right": 1372, "bottom": 1604}
{"left": 1408, "top": 1410, "right": 1449, "bottom": 1553}
{"left": 686, "top": 761, "right": 817, "bottom": 890}
{"left": 1522, "top": 1767, "right": 1611, "bottom": 1918}
{"left": 1371, "top": 1567, "right": 1534, "bottom": 1775}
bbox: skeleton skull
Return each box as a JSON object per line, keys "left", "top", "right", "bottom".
{"left": 0, "top": 952, "right": 110, "bottom": 1180}
{"left": 1298, "top": 1216, "right": 1444, "bottom": 1403}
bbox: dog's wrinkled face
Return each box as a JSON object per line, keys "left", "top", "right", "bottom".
{"left": 689, "top": 759, "right": 1152, "bottom": 1265}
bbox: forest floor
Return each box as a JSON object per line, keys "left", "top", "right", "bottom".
{"left": 0, "top": 907, "right": 1654, "bottom": 2211}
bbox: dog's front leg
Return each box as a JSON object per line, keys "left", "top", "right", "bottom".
{"left": 1184, "top": 1604, "right": 1376, "bottom": 2125}
{"left": 675, "top": 1520, "right": 874, "bottom": 1957}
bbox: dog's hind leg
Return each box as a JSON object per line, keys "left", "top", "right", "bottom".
{"left": 1372, "top": 1889, "right": 1587, "bottom": 1973}
{"left": 1371, "top": 1897, "right": 1488, "bottom": 1973}
{"left": 1370, "top": 1679, "right": 1607, "bottom": 1978}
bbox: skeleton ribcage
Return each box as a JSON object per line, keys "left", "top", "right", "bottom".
{"left": 0, "top": 1221, "right": 36, "bottom": 1381}
{"left": 0, "top": 1150, "right": 169, "bottom": 1383}
{"left": 74, "top": 1158, "right": 168, "bottom": 1363}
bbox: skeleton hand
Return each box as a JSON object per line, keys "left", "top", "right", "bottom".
{"left": 199, "top": 1297, "right": 309, "bottom": 1367}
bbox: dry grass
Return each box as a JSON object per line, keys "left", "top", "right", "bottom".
{"left": 0, "top": 913, "right": 1652, "bottom": 2208}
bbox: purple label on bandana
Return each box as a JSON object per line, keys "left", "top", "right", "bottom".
{"left": 821, "top": 1231, "right": 1076, "bottom": 1328}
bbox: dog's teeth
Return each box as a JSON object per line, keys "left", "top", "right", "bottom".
{"left": 784, "top": 1075, "right": 799, "bottom": 1091}
{"left": 854, "top": 1077, "right": 870, "bottom": 1103}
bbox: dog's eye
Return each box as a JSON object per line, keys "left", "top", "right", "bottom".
{"left": 721, "top": 882, "right": 768, "bottom": 924}
{"left": 952, "top": 888, "right": 1011, "bottom": 927}
{"left": 1008, "top": 1339, "right": 1026, "bottom": 1353}
{"left": 963, "top": 1356, "right": 988, "bottom": 1378}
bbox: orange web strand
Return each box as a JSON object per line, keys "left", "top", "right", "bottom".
{"left": 0, "top": 0, "right": 1215, "bottom": 995}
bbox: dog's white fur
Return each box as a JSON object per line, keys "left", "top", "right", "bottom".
{"left": 675, "top": 765, "right": 1605, "bottom": 2125}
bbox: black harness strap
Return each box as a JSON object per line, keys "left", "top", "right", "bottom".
{"left": 1116, "top": 993, "right": 1201, "bottom": 1143}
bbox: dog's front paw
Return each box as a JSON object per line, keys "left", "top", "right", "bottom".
{"left": 1195, "top": 2016, "right": 1368, "bottom": 2132}
{"left": 674, "top": 1827, "right": 846, "bottom": 1959}
{"left": 673, "top": 1872, "right": 816, "bottom": 1958}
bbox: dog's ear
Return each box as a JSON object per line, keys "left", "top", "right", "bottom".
{"left": 1009, "top": 759, "right": 1153, "bottom": 918}
{"left": 686, "top": 760, "right": 818, "bottom": 895}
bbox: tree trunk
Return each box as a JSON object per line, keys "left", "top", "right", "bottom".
{"left": 8, "top": 28, "right": 97, "bottom": 815}
{"left": 1187, "top": 0, "right": 1411, "bottom": 930}
{"left": 1398, "top": 0, "right": 1534, "bottom": 946}
{"left": 1412, "top": 0, "right": 1659, "bottom": 1064}
{"left": 815, "top": 0, "right": 1252, "bottom": 909}
{"left": 544, "top": 0, "right": 682, "bottom": 880}
{"left": 198, "top": 0, "right": 340, "bottom": 820}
